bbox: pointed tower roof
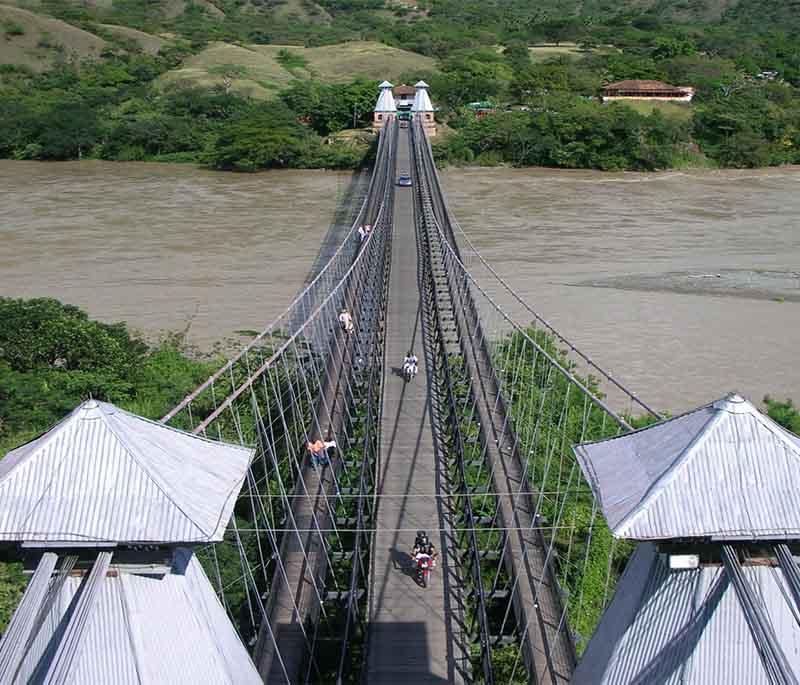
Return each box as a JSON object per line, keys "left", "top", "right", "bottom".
{"left": 374, "top": 80, "right": 397, "bottom": 112}
{"left": 1, "top": 549, "right": 262, "bottom": 683}
{"left": 574, "top": 394, "right": 800, "bottom": 540}
{"left": 412, "top": 81, "right": 434, "bottom": 112}
{"left": 573, "top": 543, "right": 800, "bottom": 684}
{"left": 0, "top": 400, "right": 253, "bottom": 544}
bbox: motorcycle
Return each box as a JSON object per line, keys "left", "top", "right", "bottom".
{"left": 415, "top": 553, "right": 433, "bottom": 588}
{"left": 403, "top": 363, "right": 418, "bottom": 382}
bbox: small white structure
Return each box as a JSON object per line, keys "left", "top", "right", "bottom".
{"left": 373, "top": 80, "right": 397, "bottom": 132}
{"left": 0, "top": 399, "right": 261, "bottom": 684}
{"left": 411, "top": 80, "right": 436, "bottom": 136}
{"left": 573, "top": 393, "right": 800, "bottom": 684}
{"left": 0, "top": 548, "right": 263, "bottom": 684}
{"left": 573, "top": 393, "right": 800, "bottom": 541}
{"left": 0, "top": 400, "right": 253, "bottom": 544}
{"left": 573, "top": 542, "right": 800, "bottom": 685}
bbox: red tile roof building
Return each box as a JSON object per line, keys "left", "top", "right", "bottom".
{"left": 601, "top": 79, "right": 695, "bottom": 102}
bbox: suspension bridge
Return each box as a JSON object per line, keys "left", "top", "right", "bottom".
{"left": 2, "top": 91, "right": 800, "bottom": 685}
{"left": 159, "top": 117, "right": 659, "bottom": 684}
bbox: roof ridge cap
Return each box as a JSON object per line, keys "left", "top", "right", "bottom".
{"left": 0, "top": 402, "right": 87, "bottom": 484}
{"left": 98, "top": 407, "right": 211, "bottom": 539}
{"left": 616, "top": 408, "right": 725, "bottom": 537}
{"left": 574, "top": 400, "right": 714, "bottom": 450}
{"left": 749, "top": 406, "right": 800, "bottom": 458}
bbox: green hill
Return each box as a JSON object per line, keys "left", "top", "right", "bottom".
{"left": 0, "top": 5, "right": 106, "bottom": 70}
{"left": 1, "top": 0, "right": 798, "bottom": 171}
{"left": 160, "top": 40, "right": 437, "bottom": 98}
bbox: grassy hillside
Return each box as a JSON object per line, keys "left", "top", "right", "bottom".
{"left": 0, "top": 4, "right": 106, "bottom": 70}
{"left": 97, "top": 24, "right": 168, "bottom": 55}
{"left": 160, "top": 40, "right": 436, "bottom": 98}
{"left": 1, "top": 0, "right": 798, "bottom": 172}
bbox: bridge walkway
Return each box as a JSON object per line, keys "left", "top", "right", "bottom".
{"left": 366, "top": 128, "right": 465, "bottom": 684}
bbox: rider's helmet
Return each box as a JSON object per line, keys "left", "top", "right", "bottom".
{"left": 416, "top": 530, "right": 428, "bottom": 546}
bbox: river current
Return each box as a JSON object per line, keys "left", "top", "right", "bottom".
{"left": 1, "top": 160, "right": 798, "bottom": 413}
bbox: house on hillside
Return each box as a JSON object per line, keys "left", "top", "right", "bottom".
{"left": 466, "top": 101, "right": 497, "bottom": 119}
{"left": 601, "top": 79, "right": 695, "bottom": 102}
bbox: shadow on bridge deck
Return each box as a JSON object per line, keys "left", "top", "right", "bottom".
{"left": 366, "top": 129, "right": 467, "bottom": 685}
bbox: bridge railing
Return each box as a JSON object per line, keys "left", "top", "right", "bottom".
{"left": 418, "top": 130, "right": 661, "bottom": 419}
{"left": 158, "top": 125, "right": 397, "bottom": 683}
{"left": 413, "top": 120, "right": 662, "bottom": 678}
{"left": 160, "top": 125, "right": 392, "bottom": 434}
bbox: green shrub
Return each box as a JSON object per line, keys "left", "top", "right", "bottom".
{"left": 2, "top": 20, "right": 25, "bottom": 37}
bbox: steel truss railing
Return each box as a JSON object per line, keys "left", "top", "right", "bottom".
{"left": 161, "top": 124, "right": 393, "bottom": 433}
{"left": 412, "top": 120, "right": 568, "bottom": 684}
{"left": 255, "top": 125, "right": 395, "bottom": 683}
{"left": 415, "top": 133, "right": 659, "bottom": 421}
{"left": 415, "top": 139, "right": 496, "bottom": 684}
{"left": 300, "top": 122, "right": 395, "bottom": 684}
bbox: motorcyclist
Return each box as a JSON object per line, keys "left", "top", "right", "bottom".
{"left": 403, "top": 353, "right": 419, "bottom": 380}
{"left": 413, "top": 530, "right": 437, "bottom": 562}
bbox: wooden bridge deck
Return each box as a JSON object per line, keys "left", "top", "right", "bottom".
{"left": 366, "top": 129, "right": 464, "bottom": 684}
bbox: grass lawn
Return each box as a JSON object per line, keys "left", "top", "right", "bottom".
{"left": 528, "top": 42, "right": 618, "bottom": 61}
{"left": 619, "top": 99, "right": 694, "bottom": 122}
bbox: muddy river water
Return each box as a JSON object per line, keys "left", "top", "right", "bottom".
{"left": 1, "top": 160, "right": 798, "bottom": 413}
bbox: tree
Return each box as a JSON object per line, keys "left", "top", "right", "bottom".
{"left": 206, "top": 103, "right": 314, "bottom": 170}
{"left": 652, "top": 36, "right": 696, "bottom": 61}
{"left": 503, "top": 40, "right": 531, "bottom": 73}
{"left": 35, "top": 102, "right": 101, "bottom": 159}
{"left": 540, "top": 17, "right": 585, "bottom": 46}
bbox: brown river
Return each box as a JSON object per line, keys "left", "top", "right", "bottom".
{"left": 1, "top": 160, "right": 798, "bottom": 413}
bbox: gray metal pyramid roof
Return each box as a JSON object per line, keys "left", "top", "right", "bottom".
{"left": 573, "top": 543, "right": 800, "bottom": 684}
{"left": 0, "top": 549, "right": 261, "bottom": 684}
{"left": 412, "top": 81, "right": 434, "bottom": 112}
{"left": 574, "top": 394, "right": 800, "bottom": 540}
{"left": 374, "top": 81, "right": 397, "bottom": 112}
{"left": 0, "top": 400, "right": 253, "bottom": 544}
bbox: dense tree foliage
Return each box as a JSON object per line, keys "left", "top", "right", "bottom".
{"left": 0, "top": 298, "right": 216, "bottom": 453}
{"left": 437, "top": 96, "right": 692, "bottom": 170}
{"left": 1, "top": 0, "right": 800, "bottom": 170}
{"left": 765, "top": 397, "right": 800, "bottom": 434}
{"left": 0, "top": 55, "right": 372, "bottom": 168}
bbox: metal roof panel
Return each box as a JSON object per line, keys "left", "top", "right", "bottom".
{"left": 574, "top": 394, "right": 800, "bottom": 540}
{"left": 0, "top": 401, "right": 253, "bottom": 544}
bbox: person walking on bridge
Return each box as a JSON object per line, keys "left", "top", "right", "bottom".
{"left": 338, "top": 308, "right": 354, "bottom": 335}
{"left": 307, "top": 438, "right": 337, "bottom": 468}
